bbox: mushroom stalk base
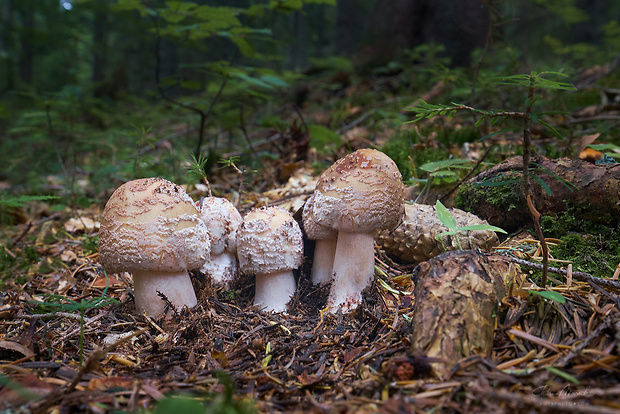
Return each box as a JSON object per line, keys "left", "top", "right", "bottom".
{"left": 132, "top": 270, "right": 197, "bottom": 317}
{"left": 201, "top": 252, "right": 237, "bottom": 289}
{"left": 327, "top": 231, "right": 375, "bottom": 313}
{"left": 311, "top": 239, "right": 337, "bottom": 285}
{"left": 254, "top": 270, "right": 296, "bottom": 313}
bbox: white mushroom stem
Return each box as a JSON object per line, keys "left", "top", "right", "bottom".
{"left": 254, "top": 270, "right": 297, "bottom": 313}
{"left": 201, "top": 252, "right": 237, "bottom": 288}
{"left": 311, "top": 239, "right": 337, "bottom": 285}
{"left": 327, "top": 231, "right": 375, "bottom": 312}
{"left": 132, "top": 270, "right": 197, "bottom": 317}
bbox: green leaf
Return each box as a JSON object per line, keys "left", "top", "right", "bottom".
{"left": 478, "top": 129, "right": 510, "bottom": 142}
{"left": 179, "top": 80, "right": 202, "bottom": 90}
{"left": 528, "top": 290, "right": 566, "bottom": 303}
{"left": 457, "top": 224, "right": 507, "bottom": 234}
{"left": 420, "top": 158, "right": 471, "bottom": 172}
{"left": 589, "top": 143, "right": 620, "bottom": 151}
{"left": 435, "top": 200, "right": 457, "bottom": 232}
{"left": 538, "top": 119, "right": 564, "bottom": 139}
{"left": 231, "top": 36, "right": 255, "bottom": 58}
{"left": 308, "top": 124, "right": 341, "bottom": 154}
{"left": 545, "top": 366, "right": 580, "bottom": 384}
{"left": 531, "top": 175, "right": 552, "bottom": 196}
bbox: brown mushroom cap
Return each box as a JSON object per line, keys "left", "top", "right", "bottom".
{"left": 237, "top": 206, "right": 303, "bottom": 275}
{"left": 312, "top": 148, "right": 404, "bottom": 233}
{"left": 98, "top": 177, "right": 210, "bottom": 274}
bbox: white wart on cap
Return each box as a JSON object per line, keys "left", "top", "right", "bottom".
{"left": 197, "top": 197, "right": 243, "bottom": 288}
{"left": 237, "top": 206, "right": 303, "bottom": 313}
{"left": 311, "top": 149, "right": 404, "bottom": 312}
{"left": 98, "top": 177, "right": 210, "bottom": 317}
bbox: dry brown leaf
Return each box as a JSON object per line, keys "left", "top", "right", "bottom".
{"left": 0, "top": 340, "right": 35, "bottom": 358}
{"left": 64, "top": 217, "right": 99, "bottom": 233}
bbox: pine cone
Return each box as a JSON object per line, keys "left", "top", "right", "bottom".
{"left": 375, "top": 203, "right": 499, "bottom": 263}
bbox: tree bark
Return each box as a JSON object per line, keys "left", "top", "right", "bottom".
{"left": 456, "top": 155, "right": 620, "bottom": 232}
{"left": 410, "top": 250, "right": 511, "bottom": 378}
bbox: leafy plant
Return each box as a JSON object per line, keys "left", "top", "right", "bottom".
{"left": 407, "top": 71, "right": 577, "bottom": 287}
{"left": 412, "top": 158, "right": 475, "bottom": 202}
{"left": 434, "top": 200, "right": 506, "bottom": 250}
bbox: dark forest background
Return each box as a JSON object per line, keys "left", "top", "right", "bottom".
{"left": 1, "top": 0, "right": 619, "bottom": 204}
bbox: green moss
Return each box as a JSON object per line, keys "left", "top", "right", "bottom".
{"left": 541, "top": 207, "right": 620, "bottom": 278}
{"left": 456, "top": 172, "right": 523, "bottom": 212}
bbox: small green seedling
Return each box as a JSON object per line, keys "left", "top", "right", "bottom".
{"left": 435, "top": 200, "right": 507, "bottom": 250}
{"left": 528, "top": 289, "right": 566, "bottom": 303}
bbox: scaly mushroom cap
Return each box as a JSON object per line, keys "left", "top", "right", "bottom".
{"left": 312, "top": 148, "right": 404, "bottom": 233}
{"left": 375, "top": 203, "right": 500, "bottom": 263}
{"left": 98, "top": 177, "right": 210, "bottom": 273}
{"left": 302, "top": 194, "right": 337, "bottom": 240}
{"left": 237, "top": 206, "right": 303, "bottom": 275}
{"left": 197, "top": 197, "right": 242, "bottom": 255}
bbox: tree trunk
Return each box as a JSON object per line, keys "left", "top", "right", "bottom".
{"left": 335, "top": 0, "right": 364, "bottom": 55}
{"left": 1, "top": 0, "right": 15, "bottom": 92}
{"left": 410, "top": 250, "right": 511, "bottom": 378}
{"left": 17, "top": 6, "right": 33, "bottom": 86}
{"left": 456, "top": 154, "right": 620, "bottom": 231}
{"left": 92, "top": 6, "right": 108, "bottom": 90}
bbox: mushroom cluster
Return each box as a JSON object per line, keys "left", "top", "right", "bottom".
{"left": 98, "top": 177, "right": 210, "bottom": 317}
{"left": 304, "top": 149, "right": 404, "bottom": 312}
{"left": 99, "top": 149, "right": 404, "bottom": 317}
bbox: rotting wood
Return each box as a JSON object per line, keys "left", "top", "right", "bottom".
{"left": 409, "top": 250, "right": 512, "bottom": 378}
{"left": 457, "top": 154, "right": 620, "bottom": 231}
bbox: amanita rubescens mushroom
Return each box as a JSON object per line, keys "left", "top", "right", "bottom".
{"left": 302, "top": 193, "right": 338, "bottom": 285}
{"left": 310, "top": 149, "right": 404, "bottom": 312}
{"left": 237, "top": 206, "right": 303, "bottom": 313}
{"left": 197, "top": 197, "right": 243, "bottom": 288}
{"left": 98, "top": 177, "right": 210, "bottom": 317}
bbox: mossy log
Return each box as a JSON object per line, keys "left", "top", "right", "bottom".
{"left": 410, "top": 250, "right": 512, "bottom": 378}
{"left": 456, "top": 154, "right": 620, "bottom": 231}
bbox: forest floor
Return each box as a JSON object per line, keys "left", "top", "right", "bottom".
{"left": 2, "top": 165, "right": 620, "bottom": 414}
{"left": 2, "top": 72, "right": 620, "bottom": 413}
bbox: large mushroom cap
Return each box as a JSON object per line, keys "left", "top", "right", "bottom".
{"left": 98, "top": 177, "right": 210, "bottom": 274}
{"left": 312, "top": 148, "right": 404, "bottom": 233}
{"left": 197, "top": 197, "right": 242, "bottom": 255}
{"left": 237, "top": 206, "right": 303, "bottom": 275}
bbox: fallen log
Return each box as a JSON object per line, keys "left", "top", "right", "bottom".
{"left": 456, "top": 154, "right": 620, "bottom": 232}
{"left": 409, "top": 250, "right": 515, "bottom": 378}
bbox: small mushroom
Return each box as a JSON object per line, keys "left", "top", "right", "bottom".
{"left": 237, "top": 206, "right": 303, "bottom": 313}
{"left": 197, "top": 197, "right": 243, "bottom": 288}
{"left": 98, "top": 177, "right": 210, "bottom": 317}
{"left": 302, "top": 193, "right": 338, "bottom": 285}
{"left": 311, "top": 149, "right": 404, "bottom": 312}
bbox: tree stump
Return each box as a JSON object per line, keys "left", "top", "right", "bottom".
{"left": 410, "top": 250, "right": 513, "bottom": 378}
{"left": 456, "top": 154, "right": 620, "bottom": 231}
